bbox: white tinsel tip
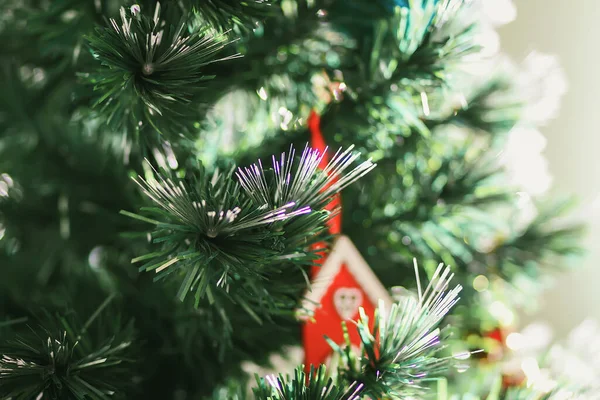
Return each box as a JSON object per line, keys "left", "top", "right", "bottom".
{"left": 411, "top": 258, "right": 462, "bottom": 314}
{"left": 130, "top": 4, "right": 141, "bottom": 16}
{"left": 236, "top": 144, "right": 375, "bottom": 210}
{"left": 379, "top": 259, "right": 465, "bottom": 372}
{"left": 391, "top": 259, "right": 463, "bottom": 318}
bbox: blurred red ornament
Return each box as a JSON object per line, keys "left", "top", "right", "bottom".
{"left": 486, "top": 327, "right": 504, "bottom": 344}
{"left": 502, "top": 372, "right": 526, "bottom": 388}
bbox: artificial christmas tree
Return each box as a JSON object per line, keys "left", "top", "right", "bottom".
{"left": 0, "top": 0, "right": 588, "bottom": 399}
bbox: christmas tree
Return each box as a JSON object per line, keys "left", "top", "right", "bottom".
{"left": 0, "top": 0, "right": 591, "bottom": 398}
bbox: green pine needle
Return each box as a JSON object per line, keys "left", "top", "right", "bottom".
{"left": 447, "top": 77, "right": 524, "bottom": 135}
{"left": 83, "top": 3, "right": 237, "bottom": 140}
{"left": 253, "top": 365, "right": 364, "bottom": 400}
{"left": 190, "top": 0, "right": 275, "bottom": 31}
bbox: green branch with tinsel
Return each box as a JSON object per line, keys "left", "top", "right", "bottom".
{"left": 122, "top": 145, "right": 374, "bottom": 320}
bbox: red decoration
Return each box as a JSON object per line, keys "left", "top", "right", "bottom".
{"left": 307, "top": 110, "right": 341, "bottom": 236}
{"left": 301, "top": 110, "right": 392, "bottom": 372}
{"left": 307, "top": 109, "right": 341, "bottom": 278}
{"left": 482, "top": 327, "right": 526, "bottom": 388}
{"left": 485, "top": 328, "right": 504, "bottom": 344}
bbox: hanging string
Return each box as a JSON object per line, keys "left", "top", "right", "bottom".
{"left": 308, "top": 110, "right": 342, "bottom": 276}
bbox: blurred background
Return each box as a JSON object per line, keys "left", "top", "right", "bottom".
{"left": 500, "top": 0, "right": 600, "bottom": 337}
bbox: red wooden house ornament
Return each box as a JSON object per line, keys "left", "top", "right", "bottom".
{"left": 301, "top": 235, "right": 393, "bottom": 369}
{"left": 301, "top": 110, "right": 393, "bottom": 370}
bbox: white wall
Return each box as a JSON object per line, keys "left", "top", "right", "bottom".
{"left": 499, "top": 1, "right": 600, "bottom": 337}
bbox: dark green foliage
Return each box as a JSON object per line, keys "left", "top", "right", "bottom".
{"left": 0, "top": 0, "right": 104, "bottom": 66}
{"left": 83, "top": 3, "right": 235, "bottom": 141}
{"left": 0, "top": 298, "right": 135, "bottom": 400}
{"left": 108, "top": 274, "right": 304, "bottom": 399}
{"left": 190, "top": 0, "right": 275, "bottom": 31}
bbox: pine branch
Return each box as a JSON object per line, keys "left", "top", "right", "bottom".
{"left": 205, "top": 378, "right": 250, "bottom": 399}
{"left": 190, "top": 0, "right": 276, "bottom": 31}
{"left": 354, "top": 139, "right": 508, "bottom": 240}
{"left": 491, "top": 198, "right": 585, "bottom": 281}
{"left": 310, "top": 1, "right": 483, "bottom": 167}
{"left": 236, "top": 145, "right": 375, "bottom": 211}
{"left": 123, "top": 145, "right": 374, "bottom": 315}
{"left": 329, "top": 261, "right": 463, "bottom": 398}
{"left": 369, "top": 196, "right": 583, "bottom": 332}
{"left": 335, "top": 0, "right": 476, "bottom": 91}
{"left": 82, "top": 3, "right": 237, "bottom": 141}
{"left": 437, "top": 76, "right": 524, "bottom": 137}
{"left": 0, "top": 298, "right": 136, "bottom": 400}
{"left": 253, "top": 365, "right": 364, "bottom": 400}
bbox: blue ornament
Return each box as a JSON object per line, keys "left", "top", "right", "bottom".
{"left": 388, "top": 0, "right": 440, "bottom": 9}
